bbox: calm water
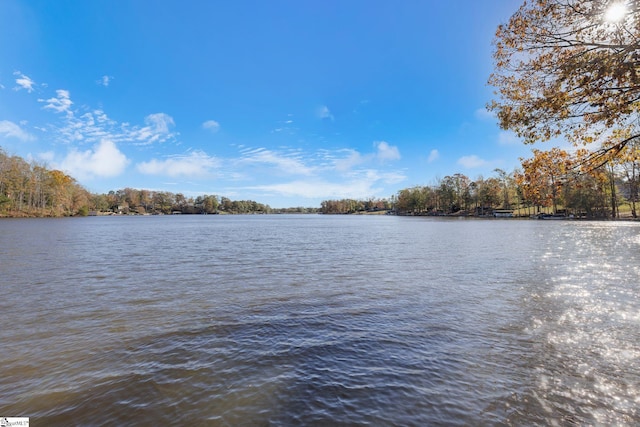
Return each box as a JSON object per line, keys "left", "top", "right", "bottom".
{"left": 1, "top": 215, "right": 639, "bottom": 426}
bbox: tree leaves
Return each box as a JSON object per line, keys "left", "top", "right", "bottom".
{"left": 489, "top": 0, "right": 640, "bottom": 160}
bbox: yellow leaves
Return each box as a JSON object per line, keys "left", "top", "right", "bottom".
{"left": 50, "top": 170, "right": 74, "bottom": 187}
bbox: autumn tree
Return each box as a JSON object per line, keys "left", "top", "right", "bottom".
{"left": 320, "top": 198, "right": 366, "bottom": 214}
{"left": 476, "top": 176, "right": 503, "bottom": 211}
{"left": 563, "top": 164, "right": 610, "bottom": 217}
{"left": 49, "top": 170, "right": 75, "bottom": 215}
{"left": 519, "top": 148, "right": 572, "bottom": 213}
{"left": 494, "top": 168, "right": 516, "bottom": 209}
{"left": 489, "top": 0, "right": 640, "bottom": 163}
{"left": 195, "top": 195, "right": 219, "bottom": 214}
{"left": 395, "top": 188, "right": 417, "bottom": 214}
{"left": 153, "top": 191, "right": 174, "bottom": 214}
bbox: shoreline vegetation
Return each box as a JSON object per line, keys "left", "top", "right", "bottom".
{"left": 1, "top": 147, "right": 638, "bottom": 220}
{"left": 0, "top": 148, "right": 638, "bottom": 219}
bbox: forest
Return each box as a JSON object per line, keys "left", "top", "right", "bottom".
{"left": 0, "top": 148, "right": 282, "bottom": 217}
{"left": 0, "top": 148, "right": 90, "bottom": 217}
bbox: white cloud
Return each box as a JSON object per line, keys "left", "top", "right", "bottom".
{"left": 271, "top": 116, "right": 298, "bottom": 134}
{"left": 245, "top": 167, "right": 405, "bottom": 201}
{"left": 39, "top": 96, "right": 112, "bottom": 143}
{"left": 498, "top": 131, "right": 520, "bottom": 145}
{"left": 13, "top": 71, "right": 36, "bottom": 93}
{"left": 40, "top": 89, "right": 73, "bottom": 117}
{"left": 97, "top": 75, "right": 113, "bottom": 87}
{"left": 0, "top": 120, "right": 35, "bottom": 141}
{"left": 123, "top": 112, "right": 177, "bottom": 145}
{"left": 457, "top": 154, "right": 488, "bottom": 169}
{"left": 59, "top": 139, "right": 129, "bottom": 179}
{"left": 144, "top": 113, "right": 174, "bottom": 133}
{"left": 427, "top": 149, "right": 439, "bottom": 163}
{"left": 330, "top": 143, "right": 400, "bottom": 172}
{"left": 202, "top": 120, "right": 220, "bottom": 133}
{"left": 380, "top": 171, "right": 407, "bottom": 184}
{"left": 317, "top": 105, "right": 334, "bottom": 121}
{"left": 334, "top": 149, "right": 368, "bottom": 172}
{"left": 375, "top": 141, "right": 400, "bottom": 162}
{"left": 38, "top": 86, "right": 177, "bottom": 146}
{"left": 29, "top": 82, "right": 182, "bottom": 149}
{"left": 248, "top": 179, "right": 380, "bottom": 200}
{"left": 239, "top": 147, "right": 314, "bottom": 175}
{"left": 38, "top": 151, "right": 55, "bottom": 163}
{"left": 137, "top": 150, "right": 220, "bottom": 178}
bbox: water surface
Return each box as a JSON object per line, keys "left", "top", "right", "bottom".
{"left": 1, "top": 215, "right": 638, "bottom": 425}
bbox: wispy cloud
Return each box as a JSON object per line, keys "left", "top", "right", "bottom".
{"left": 374, "top": 141, "right": 401, "bottom": 162}
{"left": 236, "top": 143, "right": 407, "bottom": 202}
{"left": 136, "top": 150, "right": 220, "bottom": 178}
{"left": 37, "top": 151, "right": 55, "bottom": 163}
{"left": 96, "top": 75, "right": 113, "bottom": 87}
{"left": 317, "top": 105, "right": 334, "bottom": 121}
{"left": 58, "top": 139, "right": 129, "bottom": 180}
{"left": 38, "top": 88, "right": 178, "bottom": 146}
{"left": 379, "top": 171, "right": 407, "bottom": 184}
{"left": 246, "top": 178, "right": 380, "bottom": 200}
{"left": 457, "top": 154, "right": 487, "bottom": 169}
{"left": 271, "top": 114, "right": 299, "bottom": 135}
{"left": 127, "top": 113, "right": 176, "bottom": 145}
{"left": 333, "top": 149, "right": 368, "bottom": 172}
{"left": 13, "top": 71, "right": 36, "bottom": 93}
{"left": 245, "top": 166, "right": 405, "bottom": 201}
{"left": 427, "top": 149, "right": 439, "bottom": 163}
{"left": 498, "top": 131, "right": 519, "bottom": 146}
{"left": 238, "top": 147, "right": 314, "bottom": 175}
{"left": 202, "top": 119, "right": 220, "bottom": 133}
{"left": 0, "top": 120, "right": 35, "bottom": 142}
{"left": 40, "top": 89, "right": 73, "bottom": 116}
{"left": 13, "top": 77, "right": 408, "bottom": 204}
{"left": 329, "top": 142, "right": 400, "bottom": 172}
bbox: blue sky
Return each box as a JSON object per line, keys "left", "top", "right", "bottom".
{"left": 0, "top": 0, "right": 530, "bottom": 208}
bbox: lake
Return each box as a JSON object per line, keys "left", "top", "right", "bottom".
{"left": 1, "top": 215, "right": 639, "bottom": 426}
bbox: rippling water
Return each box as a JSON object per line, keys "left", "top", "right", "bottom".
{"left": 1, "top": 215, "right": 639, "bottom": 426}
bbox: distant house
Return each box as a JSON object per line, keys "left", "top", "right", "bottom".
{"left": 493, "top": 209, "right": 514, "bottom": 218}
{"left": 116, "top": 204, "right": 129, "bottom": 214}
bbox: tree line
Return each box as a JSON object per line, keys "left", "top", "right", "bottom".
{"left": 0, "top": 148, "right": 91, "bottom": 217}
{"left": 0, "top": 148, "right": 277, "bottom": 217}
{"left": 320, "top": 198, "right": 393, "bottom": 214}
{"left": 322, "top": 143, "right": 639, "bottom": 219}
{"left": 4, "top": 144, "right": 636, "bottom": 219}
{"left": 92, "top": 188, "right": 319, "bottom": 215}
{"left": 92, "top": 188, "right": 272, "bottom": 215}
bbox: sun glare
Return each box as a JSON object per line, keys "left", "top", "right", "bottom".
{"left": 605, "top": 2, "right": 627, "bottom": 23}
